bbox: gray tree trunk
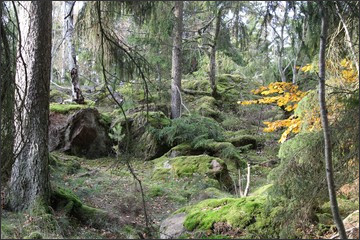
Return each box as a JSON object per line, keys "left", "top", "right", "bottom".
{"left": 170, "top": 1, "right": 183, "bottom": 119}
{"left": 209, "top": 7, "right": 222, "bottom": 98}
{"left": 318, "top": 4, "right": 347, "bottom": 239}
{"left": 0, "top": 2, "right": 15, "bottom": 183}
{"left": 61, "top": 1, "right": 67, "bottom": 83}
{"left": 65, "top": 1, "right": 84, "bottom": 104}
{"left": 8, "top": 1, "right": 52, "bottom": 211}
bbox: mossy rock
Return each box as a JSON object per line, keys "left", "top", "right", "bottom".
{"left": 194, "top": 96, "right": 222, "bottom": 121}
{"left": 50, "top": 89, "right": 70, "bottom": 103}
{"left": 114, "top": 111, "right": 171, "bottom": 160}
{"left": 226, "top": 135, "right": 257, "bottom": 149}
{"left": 49, "top": 103, "right": 89, "bottom": 114}
{"left": 164, "top": 144, "right": 203, "bottom": 158}
{"left": 24, "top": 231, "right": 43, "bottom": 239}
{"left": 152, "top": 155, "right": 233, "bottom": 191}
{"left": 173, "top": 195, "right": 280, "bottom": 238}
{"left": 51, "top": 187, "right": 108, "bottom": 228}
{"left": 182, "top": 78, "right": 211, "bottom": 92}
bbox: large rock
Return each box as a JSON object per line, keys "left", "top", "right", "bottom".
{"left": 152, "top": 155, "right": 234, "bottom": 192}
{"left": 49, "top": 108, "right": 112, "bottom": 158}
{"left": 159, "top": 213, "right": 187, "bottom": 239}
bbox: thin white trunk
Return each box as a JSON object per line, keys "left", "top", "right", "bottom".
{"left": 244, "top": 163, "right": 251, "bottom": 196}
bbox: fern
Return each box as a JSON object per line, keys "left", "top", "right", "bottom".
{"left": 151, "top": 115, "right": 225, "bottom": 147}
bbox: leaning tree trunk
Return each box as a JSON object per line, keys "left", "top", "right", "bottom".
{"left": 0, "top": 3, "right": 15, "bottom": 183}
{"left": 8, "top": 1, "right": 52, "bottom": 212}
{"left": 65, "top": 1, "right": 84, "bottom": 104}
{"left": 209, "top": 7, "right": 222, "bottom": 98}
{"left": 170, "top": 1, "right": 183, "bottom": 119}
{"left": 318, "top": 4, "right": 347, "bottom": 239}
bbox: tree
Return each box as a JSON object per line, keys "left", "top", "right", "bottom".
{"left": 170, "top": 1, "right": 183, "bottom": 119}
{"left": 8, "top": 1, "right": 52, "bottom": 211}
{"left": 0, "top": 2, "right": 15, "bottom": 183}
{"left": 64, "top": 1, "right": 84, "bottom": 104}
{"left": 209, "top": 5, "right": 222, "bottom": 98}
{"left": 318, "top": 3, "right": 347, "bottom": 239}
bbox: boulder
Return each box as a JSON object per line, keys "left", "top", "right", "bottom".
{"left": 159, "top": 213, "right": 187, "bottom": 239}
{"left": 49, "top": 108, "right": 113, "bottom": 158}
{"left": 152, "top": 155, "right": 234, "bottom": 192}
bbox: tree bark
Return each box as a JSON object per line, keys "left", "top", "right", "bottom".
{"left": 170, "top": 1, "right": 183, "bottom": 119}
{"left": 0, "top": 3, "right": 15, "bottom": 183}
{"left": 65, "top": 1, "right": 84, "bottom": 104}
{"left": 8, "top": 1, "right": 52, "bottom": 211}
{"left": 318, "top": 3, "right": 347, "bottom": 239}
{"left": 209, "top": 7, "right": 222, "bottom": 98}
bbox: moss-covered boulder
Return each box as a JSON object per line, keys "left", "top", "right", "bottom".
{"left": 171, "top": 195, "right": 280, "bottom": 238}
{"left": 51, "top": 187, "right": 109, "bottom": 228}
{"left": 113, "top": 111, "right": 171, "bottom": 160}
{"left": 152, "top": 155, "right": 234, "bottom": 192}
{"left": 226, "top": 134, "right": 257, "bottom": 149}
{"left": 194, "top": 96, "right": 222, "bottom": 121}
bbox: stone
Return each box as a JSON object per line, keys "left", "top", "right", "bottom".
{"left": 49, "top": 108, "right": 113, "bottom": 159}
{"left": 160, "top": 213, "right": 187, "bottom": 239}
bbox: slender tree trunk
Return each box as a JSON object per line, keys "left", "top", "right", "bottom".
{"left": 278, "top": 2, "right": 289, "bottom": 82}
{"left": 0, "top": 3, "right": 15, "bottom": 183}
{"left": 170, "top": 1, "right": 183, "bottom": 119}
{"left": 318, "top": 4, "right": 347, "bottom": 239}
{"left": 335, "top": 3, "right": 359, "bottom": 74}
{"left": 61, "top": 1, "right": 67, "bottom": 84}
{"left": 243, "top": 163, "right": 251, "bottom": 196}
{"left": 8, "top": 1, "right": 52, "bottom": 212}
{"left": 209, "top": 7, "right": 222, "bottom": 98}
{"left": 65, "top": 1, "right": 84, "bottom": 104}
{"left": 233, "top": 5, "right": 240, "bottom": 47}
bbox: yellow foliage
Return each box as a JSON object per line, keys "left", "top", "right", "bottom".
{"left": 300, "top": 64, "right": 314, "bottom": 72}
{"left": 263, "top": 116, "right": 301, "bottom": 143}
{"left": 239, "top": 82, "right": 307, "bottom": 113}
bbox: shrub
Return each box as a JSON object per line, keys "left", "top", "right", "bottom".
{"left": 151, "top": 115, "right": 225, "bottom": 147}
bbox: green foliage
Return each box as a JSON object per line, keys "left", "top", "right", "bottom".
{"left": 151, "top": 115, "right": 225, "bottom": 147}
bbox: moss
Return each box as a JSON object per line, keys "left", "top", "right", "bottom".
{"left": 251, "top": 184, "right": 273, "bottom": 196}
{"left": 320, "top": 198, "right": 359, "bottom": 218}
{"left": 24, "top": 231, "right": 43, "bottom": 239}
{"left": 174, "top": 195, "right": 279, "bottom": 238}
{"left": 177, "top": 196, "right": 265, "bottom": 231}
{"left": 51, "top": 187, "right": 108, "bottom": 228}
{"left": 226, "top": 135, "right": 257, "bottom": 149}
{"left": 49, "top": 103, "right": 88, "bottom": 114}
{"left": 153, "top": 155, "right": 224, "bottom": 178}
{"left": 66, "top": 161, "right": 81, "bottom": 175}
{"left": 194, "top": 96, "right": 221, "bottom": 120}
{"left": 50, "top": 89, "right": 69, "bottom": 103}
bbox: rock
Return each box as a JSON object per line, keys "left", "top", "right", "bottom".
{"left": 343, "top": 210, "right": 359, "bottom": 229}
{"left": 153, "top": 155, "right": 234, "bottom": 192}
{"left": 49, "top": 108, "right": 113, "bottom": 158}
{"left": 227, "top": 135, "right": 257, "bottom": 149}
{"left": 160, "top": 213, "right": 187, "bottom": 239}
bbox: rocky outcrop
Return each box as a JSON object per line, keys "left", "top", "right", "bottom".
{"left": 49, "top": 108, "right": 112, "bottom": 158}
{"left": 159, "top": 213, "right": 187, "bottom": 239}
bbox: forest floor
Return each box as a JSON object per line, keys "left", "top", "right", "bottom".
{"left": 1, "top": 121, "right": 281, "bottom": 239}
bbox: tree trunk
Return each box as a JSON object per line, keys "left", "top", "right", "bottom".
{"left": 233, "top": 5, "right": 240, "bottom": 47}
{"left": 318, "top": 4, "right": 347, "bottom": 239}
{"left": 209, "top": 7, "right": 222, "bottom": 98}
{"left": 170, "top": 1, "right": 183, "bottom": 119}
{"left": 61, "top": 1, "right": 67, "bottom": 83}
{"left": 65, "top": 1, "right": 84, "bottom": 104}
{"left": 8, "top": 1, "right": 52, "bottom": 212}
{"left": 0, "top": 3, "right": 15, "bottom": 183}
